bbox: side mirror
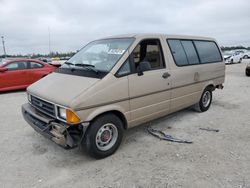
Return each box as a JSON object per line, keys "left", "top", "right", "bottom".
{"left": 137, "top": 61, "right": 151, "bottom": 76}
{"left": 0, "top": 67, "right": 8, "bottom": 72}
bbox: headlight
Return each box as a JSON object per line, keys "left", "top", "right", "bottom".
{"left": 58, "top": 107, "right": 67, "bottom": 120}
{"left": 57, "top": 106, "right": 81, "bottom": 124}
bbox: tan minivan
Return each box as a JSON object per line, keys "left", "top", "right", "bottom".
{"left": 22, "top": 34, "right": 225, "bottom": 158}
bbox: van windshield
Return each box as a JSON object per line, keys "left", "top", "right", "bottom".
{"left": 61, "top": 38, "right": 134, "bottom": 73}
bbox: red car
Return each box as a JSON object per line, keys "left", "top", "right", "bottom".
{"left": 0, "top": 58, "right": 57, "bottom": 92}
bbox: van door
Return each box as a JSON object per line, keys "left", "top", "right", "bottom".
{"left": 193, "top": 40, "right": 225, "bottom": 81}
{"left": 128, "top": 39, "right": 171, "bottom": 127}
{"left": 167, "top": 39, "right": 202, "bottom": 112}
{"left": 167, "top": 39, "right": 224, "bottom": 113}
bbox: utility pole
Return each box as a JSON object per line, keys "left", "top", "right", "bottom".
{"left": 1, "top": 36, "right": 6, "bottom": 58}
{"left": 48, "top": 27, "right": 51, "bottom": 57}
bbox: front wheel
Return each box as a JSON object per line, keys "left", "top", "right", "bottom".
{"left": 82, "top": 114, "right": 124, "bottom": 159}
{"left": 194, "top": 88, "right": 212, "bottom": 112}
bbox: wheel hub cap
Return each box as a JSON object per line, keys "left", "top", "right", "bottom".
{"left": 96, "top": 123, "right": 118, "bottom": 151}
{"left": 101, "top": 130, "right": 111, "bottom": 142}
{"left": 202, "top": 91, "right": 211, "bottom": 108}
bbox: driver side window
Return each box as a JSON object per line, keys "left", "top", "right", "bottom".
{"left": 132, "top": 39, "right": 165, "bottom": 71}
{"left": 5, "top": 61, "right": 27, "bottom": 71}
{"left": 116, "top": 59, "right": 131, "bottom": 77}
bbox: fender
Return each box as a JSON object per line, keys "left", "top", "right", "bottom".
{"left": 83, "top": 104, "right": 129, "bottom": 124}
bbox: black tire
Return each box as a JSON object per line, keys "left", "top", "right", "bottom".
{"left": 194, "top": 87, "right": 213, "bottom": 112}
{"left": 243, "top": 55, "right": 248, "bottom": 59}
{"left": 246, "top": 70, "right": 250, "bottom": 76}
{"left": 82, "top": 113, "right": 124, "bottom": 159}
{"left": 230, "top": 59, "right": 234, "bottom": 64}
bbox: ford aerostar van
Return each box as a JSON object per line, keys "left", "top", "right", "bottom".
{"left": 22, "top": 34, "right": 225, "bottom": 158}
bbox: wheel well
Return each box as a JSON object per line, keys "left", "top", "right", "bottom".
{"left": 91, "top": 110, "right": 128, "bottom": 130}
{"left": 206, "top": 84, "right": 215, "bottom": 91}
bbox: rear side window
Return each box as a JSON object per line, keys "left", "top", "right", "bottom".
{"left": 168, "top": 40, "right": 188, "bottom": 66}
{"left": 30, "top": 62, "right": 43, "bottom": 68}
{"left": 181, "top": 40, "right": 199, "bottom": 65}
{"left": 168, "top": 39, "right": 222, "bottom": 66}
{"left": 194, "top": 41, "right": 222, "bottom": 63}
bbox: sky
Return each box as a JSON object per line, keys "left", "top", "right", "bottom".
{"left": 0, "top": 0, "right": 249, "bottom": 55}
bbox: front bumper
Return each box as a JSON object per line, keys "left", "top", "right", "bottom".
{"left": 224, "top": 59, "right": 231, "bottom": 64}
{"left": 22, "top": 103, "right": 88, "bottom": 148}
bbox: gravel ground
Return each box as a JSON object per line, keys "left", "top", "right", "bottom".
{"left": 0, "top": 60, "right": 250, "bottom": 188}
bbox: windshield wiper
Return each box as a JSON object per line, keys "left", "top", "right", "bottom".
{"left": 64, "top": 62, "right": 74, "bottom": 66}
{"left": 75, "top": 63, "right": 95, "bottom": 68}
{"left": 63, "top": 62, "right": 99, "bottom": 74}
{"left": 74, "top": 64, "right": 99, "bottom": 74}
{"left": 63, "top": 62, "right": 76, "bottom": 72}
{"left": 64, "top": 62, "right": 95, "bottom": 67}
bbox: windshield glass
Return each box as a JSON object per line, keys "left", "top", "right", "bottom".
{"left": 61, "top": 38, "right": 134, "bottom": 72}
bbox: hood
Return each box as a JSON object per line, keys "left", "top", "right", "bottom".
{"left": 223, "top": 55, "right": 231, "bottom": 59}
{"left": 27, "top": 72, "right": 99, "bottom": 107}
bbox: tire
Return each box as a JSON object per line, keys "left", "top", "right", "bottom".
{"left": 82, "top": 114, "right": 124, "bottom": 159}
{"left": 243, "top": 55, "right": 248, "bottom": 59}
{"left": 194, "top": 87, "right": 213, "bottom": 112}
{"left": 239, "top": 58, "right": 242, "bottom": 63}
{"left": 230, "top": 59, "right": 234, "bottom": 64}
{"left": 246, "top": 70, "right": 250, "bottom": 76}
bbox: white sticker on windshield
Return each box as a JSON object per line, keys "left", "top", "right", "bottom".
{"left": 108, "top": 49, "right": 125, "bottom": 55}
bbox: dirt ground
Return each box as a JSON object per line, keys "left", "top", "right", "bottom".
{"left": 0, "top": 60, "right": 250, "bottom": 188}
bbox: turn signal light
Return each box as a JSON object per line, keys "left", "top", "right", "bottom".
{"left": 66, "top": 109, "right": 81, "bottom": 124}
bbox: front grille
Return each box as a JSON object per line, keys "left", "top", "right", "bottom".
{"left": 31, "top": 96, "right": 56, "bottom": 117}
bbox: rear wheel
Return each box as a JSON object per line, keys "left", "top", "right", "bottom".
{"left": 82, "top": 114, "right": 124, "bottom": 159}
{"left": 194, "top": 87, "right": 212, "bottom": 112}
{"left": 243, "top": 55, "right": 249, "bottom": 59}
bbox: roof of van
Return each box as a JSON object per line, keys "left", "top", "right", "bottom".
{"left": 100, "top": 33, "right": 215, "bottom": 41}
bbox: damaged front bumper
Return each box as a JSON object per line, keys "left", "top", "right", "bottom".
{"left": 22, "top": 103, "right": 89, "bottom": 148}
